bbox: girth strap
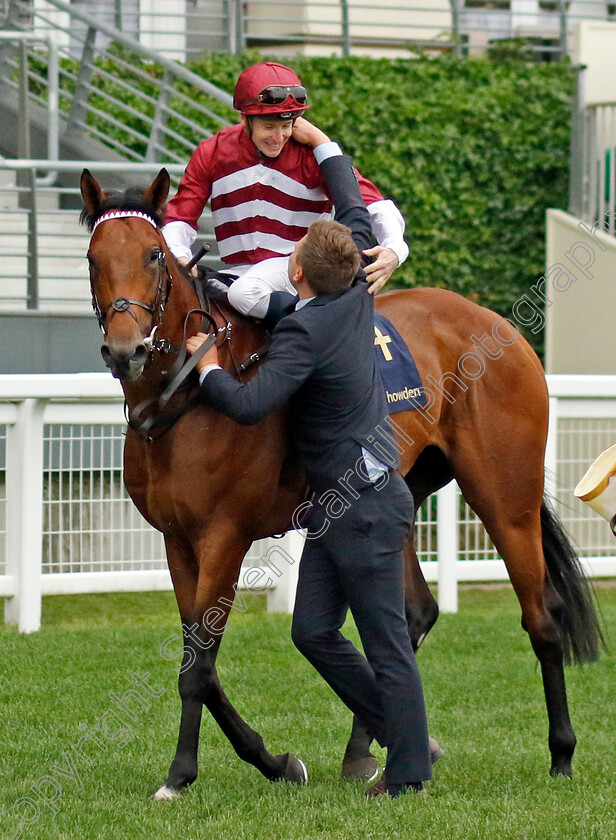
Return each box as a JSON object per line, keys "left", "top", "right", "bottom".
{"left": 237, "top": 342, "right": 270, "bottom": 373}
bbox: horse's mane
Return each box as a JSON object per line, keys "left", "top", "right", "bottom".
{"left": 80, "top": 186, "right": 165, "bottom": 232}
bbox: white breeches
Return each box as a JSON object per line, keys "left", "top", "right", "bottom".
{"left": 223, "top": 256, "right": 293, "bottom": 319}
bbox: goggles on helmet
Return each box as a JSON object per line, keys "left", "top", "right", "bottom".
{"left": 242, "top": 85, "right": 308, "bottom": 108}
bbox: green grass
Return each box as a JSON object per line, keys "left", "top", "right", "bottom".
{"left": 0, "top": 586, "right": 614, "bottom": 840}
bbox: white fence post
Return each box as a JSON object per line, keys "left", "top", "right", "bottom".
{"left": 265, "top": 530, "right": 305, "bottom": 613}
{"left": 4, "top": 398, "right": 46, "bottom": 632}
{"left": 544, "top": 395, "right": 559, "bottom": 503}
{"left": 437, "top": 481, "right": 459, "bottom": 613}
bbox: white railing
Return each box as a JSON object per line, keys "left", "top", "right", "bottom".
{"left": 1, "top": 373, "right": 616, "bottom": 632}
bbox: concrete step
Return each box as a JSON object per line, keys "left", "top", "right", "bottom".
{"left": 0, "top": 255, "right": 88, "bottom": 276}
{"left": 0, "top": 197, "right": 220, "bottom": 312}
{"left": 0, "top": 213, "right": 86, "bottom": 242}
{"left": 0, "top": 278, "right": 92, "bottom": 304}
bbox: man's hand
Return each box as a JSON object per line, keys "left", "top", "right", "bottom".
{"left": 362, "top": 246, "right": 399, "bottom": 295}
{"left": 186, "top": 332, "right": 219, "bottom": 374}
{"left": 177, "top": 256, "right": 198, "bottom": 278}
{"left": 292, "top": 116, "right": 330, "bottom": 148}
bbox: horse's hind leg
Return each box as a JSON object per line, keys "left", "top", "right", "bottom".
{"left": 453, "top": 457, "right": 578, "bottom": 777}
{"left": 488, "top": 516, "right": 576, "bottom": 776}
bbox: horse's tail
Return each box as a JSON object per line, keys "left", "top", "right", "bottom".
{"left": 541, "top": 497, "right": 606, "bottom": 665}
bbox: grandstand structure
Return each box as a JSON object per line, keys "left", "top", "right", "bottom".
{"left": 0, "top": 1, "right": 612, "bottom": 375}
{"left": 11, "top": 0, "right": 616, "bottom": 62}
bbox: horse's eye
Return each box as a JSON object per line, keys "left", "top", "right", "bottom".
{"left": 150, "top": 248, "right": 161, "bottom": 263}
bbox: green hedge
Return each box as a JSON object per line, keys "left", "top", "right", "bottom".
{"left": 37, "top": 46, "right": 571, "bottom": 357}
{"left": 188, "top": 52, "right": 576, "bottom": 357}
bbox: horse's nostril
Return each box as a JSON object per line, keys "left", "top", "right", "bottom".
{"left": 132, "top": 344, "right": 148, "bottom": 366}
{"left": 100, "top": 345, "right": 113, "bottom": 367}
{"left": 100, "top": 343, "right": 147, "bottom": 378}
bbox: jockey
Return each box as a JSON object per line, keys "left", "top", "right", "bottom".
{"left": 162, "top": 61, "right": 409, "bottom": 325}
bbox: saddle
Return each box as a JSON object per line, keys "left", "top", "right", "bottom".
{"left": 196, "top": 266, "right": 296, "bottom": 332}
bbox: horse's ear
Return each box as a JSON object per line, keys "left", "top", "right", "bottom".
{"left": 144, "top": 168, "right": 170, "bottom": 213}
{"left": 80, "top": 169, "right": 104, "bottom": 216}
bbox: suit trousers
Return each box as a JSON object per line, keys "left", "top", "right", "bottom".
{"left": 291, "top": 471, "right": 432, "bottom": 784}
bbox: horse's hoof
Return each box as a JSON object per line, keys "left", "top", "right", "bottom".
{"left": 281, "top": 752, "right": 308, "bottom": 784}
{"left": 341, "top": 755, "right": 379, "bottom": 782}
{"left": 550, "top": 765, "right": 573, "bottom": 779}
{"left": 429, "top": 736, "right": 446, "bottom": 765}
{"left": 151, "top": 785, "right": 179, "bottom": 801}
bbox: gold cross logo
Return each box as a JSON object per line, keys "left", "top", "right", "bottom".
{"left": 374, "top": 326, "right": 393, "bottom": 361}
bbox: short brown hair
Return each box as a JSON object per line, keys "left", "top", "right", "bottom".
{"left": 296, "top": 220, "right": 360, "bottom": 295}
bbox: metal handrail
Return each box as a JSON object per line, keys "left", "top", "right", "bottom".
{"left": 238, "top": 0, "right": 587, "bottom": 59}
{"left": 0, "top": 160, "right": 186, "bottom": 173}
{"left": 0, "top": 31, "right": 58, "bottom": 184}
{"left": 2, "top": 0, "right": 234, "bottom": 168}
{"left": 569, "top": 89, "right": 616, "bottom": 236}
{"left": 17, "top": 0, "right": 233, "bottom": 108}
{"left": 0, "top": 160, "right": 214, "bottom": 312}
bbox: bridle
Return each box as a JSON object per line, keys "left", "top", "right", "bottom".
{"left": 88, "top": 210, "right": 267, "bottom": 440}
{"left": 90, "top": 210, "right": 172, "bottom": 353}
{"left": 88, "top": 209, "right": 233, "bottom": 439}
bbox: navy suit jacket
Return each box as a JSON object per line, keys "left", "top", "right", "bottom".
{"left": 199, "top": 154, "right": 397, "bottom": 492}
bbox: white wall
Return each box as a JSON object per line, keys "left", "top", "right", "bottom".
{"left": 571, "top": 21, "right": 616, "bottom": 106}
{"left": 139, "top": 0, "right": 187, "bottom": 62}
{"left": 545, "top": 209, "right": 616, "bottom": 374}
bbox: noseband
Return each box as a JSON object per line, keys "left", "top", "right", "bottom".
{"left": 89, "top": 211, "right": 172, "bottom": 350}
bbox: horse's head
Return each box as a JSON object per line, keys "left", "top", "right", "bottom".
{"left": 80, "top": 168, "right": 171, "bottom": 381}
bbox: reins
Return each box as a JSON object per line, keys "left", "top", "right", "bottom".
{"left": 127, "top": 251, "right": 234, "bottom": 440}
{"left": 127, "top": 287, "right": 268, "bottom": 440}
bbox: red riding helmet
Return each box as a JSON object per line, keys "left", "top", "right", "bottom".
{"left": 233, "top": 62, "right": 310, "bottom": 119}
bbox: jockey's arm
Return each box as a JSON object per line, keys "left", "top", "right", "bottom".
{"left": 293, "top": 119, "right": 408, "bottom": 294}
{"left": 162, "top": 221, "right": 199, "bottom": 276}
{"left": 162, "top": 137, "right": 214, "bottom": 273}
{"left": 363, "top": 199, "right": 409, "bottom": 293}
{"left": 162, "top": 220, "right": 197, "bottom": 264}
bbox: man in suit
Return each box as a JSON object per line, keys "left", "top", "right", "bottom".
{"left": 186, "top": 126, "right": 433, "bottom": 797}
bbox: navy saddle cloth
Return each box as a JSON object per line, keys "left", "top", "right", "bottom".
{"left": 373, "top": 311, "right": 427, "bottom": 414}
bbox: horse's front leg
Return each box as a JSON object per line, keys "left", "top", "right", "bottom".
{"left": 152, "top": 533, "right": 204, "bottom": 799}
{"left": 153, "top": 530, "right": 306, "bottom": 800}
{"left": 153, "top": 620, "right": 208, "bottom": 798}
{"left": 206, "top": 667, "right": 308, "bottom": 783}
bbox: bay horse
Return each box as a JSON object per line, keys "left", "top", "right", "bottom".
{"left": 80, "top": 168, "right": 602, "bottom": 798}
